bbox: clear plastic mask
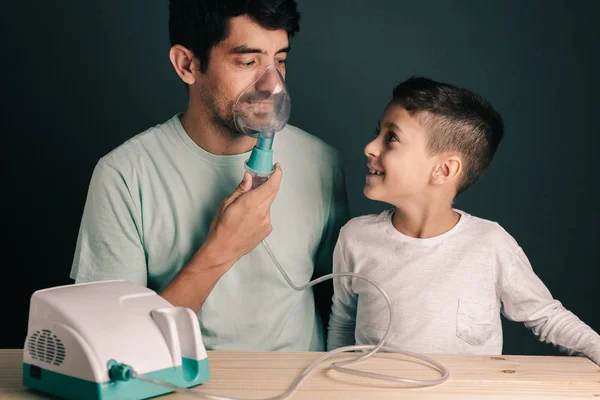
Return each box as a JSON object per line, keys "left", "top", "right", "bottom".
{"left": 233, "top": 64, "right": 291, "bottom": 138}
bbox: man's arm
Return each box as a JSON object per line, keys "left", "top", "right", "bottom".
{"left": 161, "top": 166, "right": 282, "bottom": 312}
{"left": 159, "top": 239, "right": 233, "bottom": 313}
{"left": 70, "top": 160, "right": 147, "bottom": 285}
{"left": 72, "top": 161, "right": 283, "bottom": 313}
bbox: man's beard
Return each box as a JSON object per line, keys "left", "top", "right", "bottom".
{"left": 200, "top": 86, "right": 244, "bottom": 140}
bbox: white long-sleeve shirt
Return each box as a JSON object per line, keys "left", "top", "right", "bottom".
{"left": 327, "top": 209, "right": 600, "bottom": 365}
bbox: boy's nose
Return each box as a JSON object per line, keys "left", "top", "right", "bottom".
{"left": 364, "top": 139, "right": 380, "bottom": 157}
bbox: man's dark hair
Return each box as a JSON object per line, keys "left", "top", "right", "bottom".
{"left": 392, "top": 76, "right": 504, "bottom": 196}
{"left": 169, "top": 0, "right": 301, "bottom": 73}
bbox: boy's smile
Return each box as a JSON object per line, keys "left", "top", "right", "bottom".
{"left": 367, "top": 164, "right": 385, "bottom": 177}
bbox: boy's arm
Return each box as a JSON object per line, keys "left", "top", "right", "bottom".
{"left": 498, "top": 246, "right": 600, "bottom": 365}
{"left": 327, "top": 237, "right": 358, "bottom": 351}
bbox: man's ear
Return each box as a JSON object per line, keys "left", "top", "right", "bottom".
{"left": 169, "top": 45, "right": 197, "bottom": 85}
{"left": 431, "top": 154, "right": 462, "bottom": 186}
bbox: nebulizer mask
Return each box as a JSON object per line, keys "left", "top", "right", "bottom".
{"left": 233, "top": 64, "right": 291, "bottom": 189}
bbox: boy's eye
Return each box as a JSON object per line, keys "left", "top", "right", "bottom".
{"left": 375, "top": 128, "right": 398, "bottom": 143}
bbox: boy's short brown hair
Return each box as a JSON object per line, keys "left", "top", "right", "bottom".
{"left": 392, "top": 76, "right": 504, "bottom": 196}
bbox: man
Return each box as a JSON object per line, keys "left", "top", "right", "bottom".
{"left": 70, "top": 0, "right": 349, "bottom": 351}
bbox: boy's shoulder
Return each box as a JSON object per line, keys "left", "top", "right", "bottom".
{"left": 458, "top": 210, "right": 521, "bottom": 250}
{"left": 339, "top": 210, "right": 392, "bottom": 239}
{"left": 341, "top": 209, "right": 520, "bottom": 245}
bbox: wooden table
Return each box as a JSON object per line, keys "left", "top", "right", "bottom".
{"left": 2, "top": 349, "right": 599, "bottom": 399}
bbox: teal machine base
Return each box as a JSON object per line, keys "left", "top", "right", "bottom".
{"left": 23, "top": 357, "right": 210, "bottom": 400}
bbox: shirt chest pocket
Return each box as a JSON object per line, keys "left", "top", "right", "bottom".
{"left": 456, "top": 298, "right": 495, "bottom": 346}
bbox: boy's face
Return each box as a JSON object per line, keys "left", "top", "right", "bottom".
{"left": 364, "top": 104, "right": 439, "bottom": 205}
{"left": 192, "top": 15, "right": 290, "bottom": 136}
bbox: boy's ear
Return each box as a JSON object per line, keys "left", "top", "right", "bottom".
{"left": 431, "top": 154, "right": 462, "bottom": 186}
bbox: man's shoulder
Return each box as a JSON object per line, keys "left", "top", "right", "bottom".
{"left": 100, "top": 115, "right": 179, "bottom": 170}
{"left": 281, "top": 124, "right": 341, "bottom": 164}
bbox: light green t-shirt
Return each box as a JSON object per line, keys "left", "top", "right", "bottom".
{"left": 70, "top": 113, "right": 349, "bottom": 351}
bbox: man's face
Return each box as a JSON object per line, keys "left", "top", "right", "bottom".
{"left": 193, "top": 16, "right": 290, "bottom": 138}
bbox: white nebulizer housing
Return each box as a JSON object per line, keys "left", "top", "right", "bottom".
{"left": 22, "top": 280, "right": 209, "bottom": 400}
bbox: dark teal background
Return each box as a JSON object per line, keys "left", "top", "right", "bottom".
{"left": 3, "top": 1, "right": 598, "bottom": 358}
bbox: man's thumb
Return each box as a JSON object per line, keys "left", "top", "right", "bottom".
{"left": 231, "top": 172, "right": 252, "bottom": 199}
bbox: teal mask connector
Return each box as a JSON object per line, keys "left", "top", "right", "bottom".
{"left": 245, "top": 132, "right": 275, "bottom": 188}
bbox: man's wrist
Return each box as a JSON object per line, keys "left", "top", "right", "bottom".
{"left": 190, "top": 236, "right": 236, "bottom": 274}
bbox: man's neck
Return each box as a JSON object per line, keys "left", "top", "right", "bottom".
{"left": 392, "top": 200, "right": 460, "bottom": 239}
{"left": 180, "top": 106, "right": 256, "bottom": 156}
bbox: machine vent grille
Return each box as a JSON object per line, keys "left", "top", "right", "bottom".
{"left": 27, "top": 329, "right": 66, "bottom": 366}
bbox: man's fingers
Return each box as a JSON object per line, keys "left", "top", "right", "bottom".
{"left": 260, "top": 185, "right": 280, "bottom": 207}
{"left": 238, "top": 171, "right": 253, "bottom": 192}
{"left": 254, "top": 164, "right": 283, "bottom": 203}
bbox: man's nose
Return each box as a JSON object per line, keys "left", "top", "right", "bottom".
{"left": 255, "top": 66, "right": 283, "bottom": 95}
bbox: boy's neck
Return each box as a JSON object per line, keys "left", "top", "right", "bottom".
{"left": 392, "top": 203, "right": 460, "bottom": 239}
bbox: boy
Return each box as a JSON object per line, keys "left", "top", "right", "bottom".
{"left": 327, "top": 77, "right": 600, "bottom": 365}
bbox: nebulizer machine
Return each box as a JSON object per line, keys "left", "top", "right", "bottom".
{"left": 22, "top": 64, "right": 449, "bottom": 400}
